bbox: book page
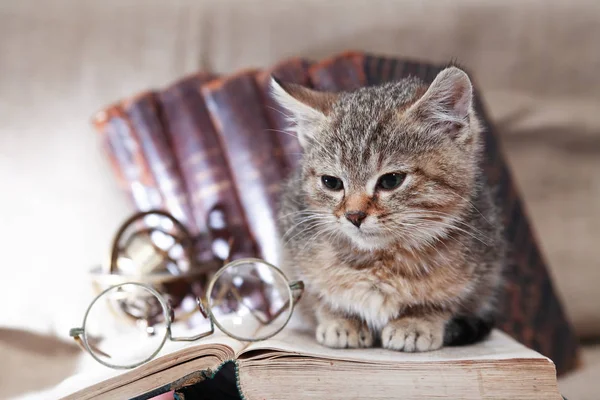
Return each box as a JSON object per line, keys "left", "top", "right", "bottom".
{"left": 239, "top": 328, "right": 549, "bottom": 364}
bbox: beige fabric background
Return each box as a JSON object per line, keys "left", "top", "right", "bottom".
{"left": 1, "top": 0, "right": 599, "bottom": 399}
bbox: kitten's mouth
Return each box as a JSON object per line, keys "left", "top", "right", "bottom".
{"left": 340, "top": 223, "right": 389, "bottom": 248}
{"left": 355, "top": 229, "right": 379, "bottom": 237}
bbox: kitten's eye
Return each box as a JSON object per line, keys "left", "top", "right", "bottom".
{"left": 321, "top": 175, "right": 343, "bottom": 191}
{"left": 377, "top": 173, "right": 406, "bottom": 190}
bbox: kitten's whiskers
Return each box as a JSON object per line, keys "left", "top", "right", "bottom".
{"left": 283, "top": 220, "right": 333, "bottom": 247}
{"left": 446, "top": 189, "right": 493, "bottom": 225}
{"left": 402, "top": 210, "right": 490, "bottom": 242}
{"left": 282, "top": 215, "right": 330, "bottom": 240}
{"left": 407, "top": 216, "right": 490, "bottom": 246}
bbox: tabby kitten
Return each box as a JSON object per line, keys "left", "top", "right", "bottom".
{"left": 272, "top": 67, "right": 505, "bottom": 352}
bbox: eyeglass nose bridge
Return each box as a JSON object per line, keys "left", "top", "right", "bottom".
{"left": 167, "top": 297, "right": 215, "bottom": 343}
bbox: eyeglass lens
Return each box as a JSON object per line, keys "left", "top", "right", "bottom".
{"left": 83, "top": 283, "right": 169, "bottom": 368}
{"left": 207, "top": 260, "right": 293, "bottom": 341}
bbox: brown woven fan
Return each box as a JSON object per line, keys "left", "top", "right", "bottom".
{"left": 92, "top": 51, "right": 580, "bottom": 376}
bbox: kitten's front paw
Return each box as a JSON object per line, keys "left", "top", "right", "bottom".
{"left": 381, "top": 317, "right": 444, "bottom": 352}
{"left": 316, "top": 318, "right": 373, "bottom": 349}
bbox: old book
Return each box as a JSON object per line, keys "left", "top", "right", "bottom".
{"left": 156, "top": 73, "right": 217, "bottom": 236}
{"left": 158, "top": 73, "right": 258, "bottom": 259}
{"left": 50, "top": 325, "right": 561, "bottom": 400}
{"left": 201, "top": 70, "right": 287, "bottom": 265}
{"left": 91, "top": 51, "right": 580, "bottom": 377}
{"left": 93, "top": 92, "right": 197, "bottom": 228}
{"left": 121, "top": 92, "right": 197, "bottom": 231}
{"left": 93, "top": 101, "right": 165, "bottom": 213}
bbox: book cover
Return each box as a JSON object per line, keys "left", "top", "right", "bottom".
{"left": 201, "top": 71, "right": 287, "bottom": 265}
{"left": 158, "top": 74, "right": 258, "bottom": 260}
{"left": 93, "top": 103, "right": 164, "bottom": 213}
{"left": 122, "top": 92, "right": 195, "bottom": 230}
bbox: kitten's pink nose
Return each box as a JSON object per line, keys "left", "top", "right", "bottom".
{"left": 345, "top": 211, "right": 367, "bottom": 228}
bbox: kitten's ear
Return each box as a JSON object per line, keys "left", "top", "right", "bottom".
{"left": 270, "top": 77, "right": 338, "bottom": 148}
{"left": 408, "top": 67, "right": 473, "bottom": 141}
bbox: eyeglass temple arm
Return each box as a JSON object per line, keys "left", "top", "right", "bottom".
{"left": 168, "top": 299, "right": 216, "bottom": 342}
{"left": 69, "top": 328, "right": 112, "bottom": 359}
{"left": 289, "top": 280, "right": 304, "bottom": 304}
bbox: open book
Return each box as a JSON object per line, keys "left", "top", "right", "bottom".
{"left": 55, "top": 325, "right": 562, "bottom": 400}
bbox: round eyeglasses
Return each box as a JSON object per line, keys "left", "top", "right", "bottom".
{"left": 70, "top": 258, "right": 304, "bottom": 369}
